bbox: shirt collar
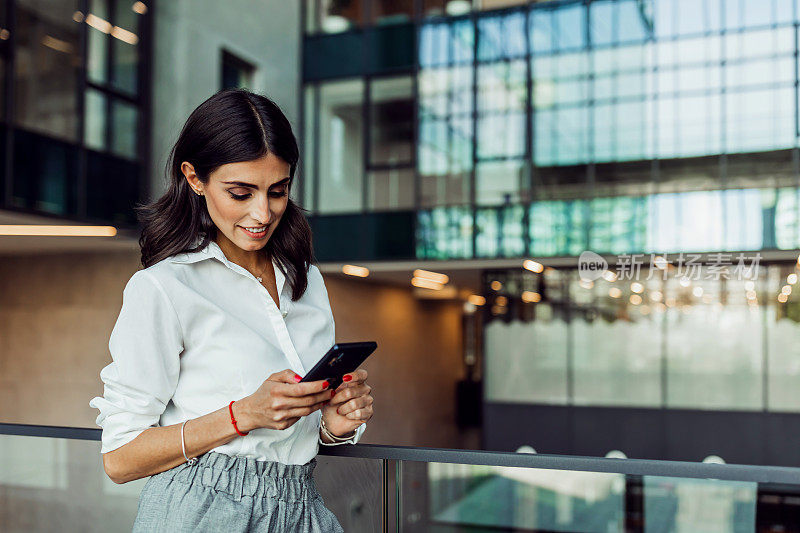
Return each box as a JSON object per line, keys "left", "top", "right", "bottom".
{"left": 169, "top": 235, "right": 285, "bottom": 295}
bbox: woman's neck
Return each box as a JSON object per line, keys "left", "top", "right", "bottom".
{"left": 214, "top": 234, "right": 269, "bottom": 275}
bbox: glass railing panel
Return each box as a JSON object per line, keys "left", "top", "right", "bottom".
{"left": 642, "top": 476, "right": 756, "bottom": 532}
{"left": 0, "top": 432, "right": 382, "bottom": 532}
{"left": 400, "top": 460, "right": 626, "bottom": 532}
{"left": 0, "top": 434, "right": 145, "bottom": 532}
{"left": 397, "top": 459, "right": 783, "bottom": 532}
{"left": 313, "top": 454, "right": 384, "bottom": 533}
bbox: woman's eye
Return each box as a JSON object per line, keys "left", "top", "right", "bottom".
{"left": 228, "top": 191, "right": 287, "bottom": 201}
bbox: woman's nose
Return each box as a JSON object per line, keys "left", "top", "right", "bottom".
{"left": 252, "top": 197, "right": 271, "bottom": 225}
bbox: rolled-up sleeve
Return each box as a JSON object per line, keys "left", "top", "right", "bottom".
{"left": 88, "top": 270, "right": 183, "bottom": 454}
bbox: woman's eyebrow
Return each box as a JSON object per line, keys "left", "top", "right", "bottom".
{"left": 222, "top": 177, "right": 292, "bottom": 189}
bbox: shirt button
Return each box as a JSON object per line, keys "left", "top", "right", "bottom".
{"left": 281, "top": 310, "right": 288, "bottom": 318}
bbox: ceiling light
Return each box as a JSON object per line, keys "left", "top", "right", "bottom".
{"left": 445, "top": 0, "right": 471, "bottom": 16}
{"left": 85, "top": 13, "right": 112, "bottom": 33}
{"left": 412, "top": 277, "right": 443, "bottom": 290}
{"left": 322, "top": 15, "right": 349, "bottom": 33}
{"left": 0, "top": 224, "right": 116, "bottom": 236}
{"left": 468, "top": 295, "right": 486, "bottom": 306}
{"left": 413, "top": 269, "right": 449, "bottom": 285}
{"left": 521, "top": 291, "right": 541, "bottom": 303}
{"left": 342, "top": 265, "right": 369, "bottom": 277}
{"left": 523, "top": 259, "right": 544, "bottom": 273}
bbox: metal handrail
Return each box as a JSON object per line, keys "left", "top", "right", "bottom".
{"left": 3, "top": 422, "right": 800, "bottom": 485}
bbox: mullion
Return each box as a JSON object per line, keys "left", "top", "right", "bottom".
{"left": 77, "top": 0, "right": 89, "bottom": 217}
{"left": 104, "top": 0, "right": 115, "bottom": 153}
{"left": 2, "top": 0, "right": 16, "bottom": 208}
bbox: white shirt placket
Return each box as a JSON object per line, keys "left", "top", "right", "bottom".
{"left": 220, "top": 255, "right": 307, "bottom": 376}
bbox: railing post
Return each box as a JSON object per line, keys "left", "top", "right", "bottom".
{"left": 382, "top": 458, "right": 389, "bottom": 532}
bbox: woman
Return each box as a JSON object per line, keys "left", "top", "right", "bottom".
{"left": 88, "top": 88, "right": 374, "bottom": 532}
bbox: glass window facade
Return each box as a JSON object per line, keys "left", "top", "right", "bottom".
{"left": 306, "top": 0, "right": 365, "bottom": 34}
{"left": 483, "top": 262, "right": 800, "bottom": 412}
{"left": 221, "top": 50, "right": 255, "bottom": 90}
{"left": 369, "top": 75, "right": 414, "bottom": 165}
{"left": 4, "top": 0, "right": 151, "bottom": 224}
{"left": 303, "top": 0, "right": 800, "bottom": 260}
{"left": 15, "top": 0, "right": 82, "bottom": 142}
{"left": 111, "top": 0, "right": 139, "bottom": 95}
{"left": 316, "top": 79, "right": 365, "bottom": 214}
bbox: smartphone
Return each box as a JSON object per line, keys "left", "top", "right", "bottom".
{"left": 299, "top": 341, "right": 377, "bottom": 390}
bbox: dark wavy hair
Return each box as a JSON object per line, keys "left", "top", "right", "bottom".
{"left": 135, "top": 88, "right": 315, "bottom": 301}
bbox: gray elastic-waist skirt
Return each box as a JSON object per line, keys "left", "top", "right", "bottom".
{"left": 131, "top": 451, "right": 344, "bottom": 532}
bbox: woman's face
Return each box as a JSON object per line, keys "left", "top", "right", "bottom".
{"left": 182, "top": 151, "right": 291, "bottom": 253}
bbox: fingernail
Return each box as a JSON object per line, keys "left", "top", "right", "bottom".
{"left": 293, "top": 374, "right": 301, "bottom": 383}
{"left": 343, "top": 374, "right": 352, "bottom": 382}
{"left": 336, "top": 407, "right": 340, "bottom": 414}
{"left": 331, "top": 390, "right": 336, "bottom": 397}
{"left": 322, "top": 380, "right": 329, "bottom": 389}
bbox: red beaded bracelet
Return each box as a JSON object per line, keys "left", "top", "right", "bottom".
{"left": 228, "top": 400, "right": 249, "bottom": 436}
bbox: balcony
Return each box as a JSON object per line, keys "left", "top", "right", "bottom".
{"left": 2, "top": 422, "right": 800, "bottom": 531}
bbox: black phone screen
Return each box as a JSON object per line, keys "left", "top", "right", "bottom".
{"left": 299, "top": 341, "right": 377, "bottom": 390}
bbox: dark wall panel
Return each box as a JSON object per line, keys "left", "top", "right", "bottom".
{"left": 484, "top": 403, "right": 800, "bottom": 467}
{"left": 304, "top": 31, "right": 365, "bottom": 81}
{"left": 310, "top": 211, "right": 416, "bottom": 262}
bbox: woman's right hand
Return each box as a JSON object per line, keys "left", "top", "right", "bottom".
{"left": 236, "top": 369, "right": 332, "bottom": 432}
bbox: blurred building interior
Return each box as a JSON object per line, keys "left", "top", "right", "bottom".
{"left": 1, "top": 0, "right": 800, "bottom": 475}
{"left": 4, "top": 1, "right": 800, "bottom": 531}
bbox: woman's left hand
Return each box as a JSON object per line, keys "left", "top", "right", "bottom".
{"left": 321, "top": 368, "right": 373, "bottom": 439}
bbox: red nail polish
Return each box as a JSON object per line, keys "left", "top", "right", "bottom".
{"left": 336, "top": 407, "right": 340, "bottom": 414}
{"left": 322, "top": 380, "right": 329, "bottom": 389}
{"left": 343, "top": 374, "right": 352, "bottom": 382}
{"left": 331, "top": 390, "right": 336, "bottom": 397}
{"left": 293, "top": 374, "right": 301, "bottom": 383}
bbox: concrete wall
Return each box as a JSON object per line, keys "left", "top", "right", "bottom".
{"left": 0, "top": 253, "right": 472, "bottom": 450}
{"left": 149, "top": 0, "right": 301, "bottom": 198}
{"left": 0, "top": 251, "right": 141, "bottom": 426}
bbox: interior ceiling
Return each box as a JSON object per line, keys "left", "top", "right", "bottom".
{"left": 322, "top": 263, "right": 484, "bottom": 295}
{"left": 318, "top": 257, "right": 544, "bottom": 296}
{"left": 5, "top": 210, "right": 800, "bottom": 296}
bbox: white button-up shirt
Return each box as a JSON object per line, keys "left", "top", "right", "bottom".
{"left": 89, "top": 236, "right": 365, "bottom": 465}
